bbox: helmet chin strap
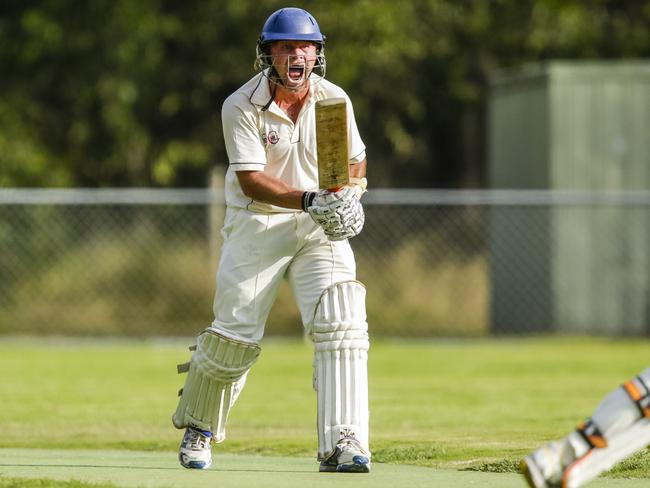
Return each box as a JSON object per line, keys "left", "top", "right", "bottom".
{"left": 261, "top": 78, "right": 278, "bottom": 112}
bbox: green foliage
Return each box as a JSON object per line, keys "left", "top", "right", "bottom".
{"left": 2, "top": 1, "right": 649, "bottom": 188}
{"left": 462, "top": 459, "right": 521, "bottom": 473}
{"left": 373, "top": 444, "right": 448, "bottom": 464}
{"left": 607, "top": 449, "right": 650, "bottom": 478}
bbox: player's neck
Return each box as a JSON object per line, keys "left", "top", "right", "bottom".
{"left": 274, "top": 84, "right": 310, "bottom": 122}
{"left": 274, "top": 83, "right": 310, "bottom": 105}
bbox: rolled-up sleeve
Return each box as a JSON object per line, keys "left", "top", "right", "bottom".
{"left": 222, "top": 95, "right": 267, "bottom": 171}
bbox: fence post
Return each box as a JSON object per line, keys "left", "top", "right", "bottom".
{"left": 209, "top": 166, "right": 226, "bottom": 271}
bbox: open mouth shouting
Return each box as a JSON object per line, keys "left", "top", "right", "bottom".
{"left": 284, "top": 61, "right": 308, "bottom": 88}
{"left": 288, "top": 64, "right": 305, "bottom": 82}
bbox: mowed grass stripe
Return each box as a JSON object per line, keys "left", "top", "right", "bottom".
{"left": 1, "top": 337, "right": 649, "bottom": 477}
{"left": 1, "top": 449, "right": 647, "bottom": 488}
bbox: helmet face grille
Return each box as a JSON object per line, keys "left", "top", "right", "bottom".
{"left": 253, "top": 47, "right": 327, "bottom": 87}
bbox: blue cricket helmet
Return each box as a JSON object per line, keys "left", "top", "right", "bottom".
{"left": 253, "top": 7, "right": 327, "bottom": 91}
{"left": 258, "top": 7, "right": 325, "bottom": 46}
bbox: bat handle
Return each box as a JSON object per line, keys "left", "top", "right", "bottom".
{"left": 327, "top": 186, "right": 342, "bottom": 193}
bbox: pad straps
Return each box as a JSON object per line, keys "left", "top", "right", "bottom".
{"left": 622, "top": 376, "right": 650, "bottom": 418}
{"left": 172, "top": 328, "right": 261, "bottom": 438}
{"left": 576, "top": 373, "right": 650, "bottom": 452}
{"left": 576, "top": 418, "right": 608, "bottom": 449}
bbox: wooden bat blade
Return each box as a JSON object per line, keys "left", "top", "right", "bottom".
{"left": 315, "top": 98, "right": 349, "bottom": 191}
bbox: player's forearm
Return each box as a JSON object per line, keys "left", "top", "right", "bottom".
{"left": 236, "top": 170, "right": 304, "bottom": 210}
{"left": 350, "top": 160, "right": 366, "bottom": 179}
{"left": 349, "top": 160, "right": 367, "bottom": 197}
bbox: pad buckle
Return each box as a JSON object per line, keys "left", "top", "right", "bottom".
{"left": 576, "top": 418, "right": 607, "bottom": 449}
{"left": 623, "top": 378, "right": 650, "bottom": 418}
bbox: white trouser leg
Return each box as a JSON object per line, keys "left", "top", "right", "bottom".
{"left": 212, "top": 209, "right": 297, "bottom": 342}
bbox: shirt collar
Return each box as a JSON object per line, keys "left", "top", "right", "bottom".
{"left": 249, "top": 70, "right": 274, "bottom": 107}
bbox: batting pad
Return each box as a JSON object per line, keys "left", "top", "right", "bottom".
{"left": 564, "top": 367, "right": 650, "bottom": 488}
{"left": 311, "top": 280, "right": 370, "bottom": 460}
{"left": 588, "top": 367, "right": 650, "bottom": 437}
{"left": 172, "top": 328, "right": 261, "bottom": 442}
{"left": 564, "top": 418, "right": 650, "bottom": 488}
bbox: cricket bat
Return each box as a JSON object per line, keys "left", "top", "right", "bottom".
{"left": 315, "top": 98, "right": 349, "bottom": 192}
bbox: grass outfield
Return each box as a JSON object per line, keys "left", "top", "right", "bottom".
{"left": 1, "top": 337, "right": 650, "bottom": 487}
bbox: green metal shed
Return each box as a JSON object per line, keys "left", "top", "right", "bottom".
{"left": 488, "top": 61, "right": 650, "bottom": 335}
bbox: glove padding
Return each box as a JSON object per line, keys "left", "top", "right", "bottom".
{"left": 308, "top": 187, "right": 365, "bottom": 241}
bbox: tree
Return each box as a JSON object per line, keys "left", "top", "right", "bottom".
{"left": 1, "top": 0, "right": 649, "bottom": 188}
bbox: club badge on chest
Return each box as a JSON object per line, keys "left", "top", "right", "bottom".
{"left": 263, "top": 130, "right": 280, "bottom": 146}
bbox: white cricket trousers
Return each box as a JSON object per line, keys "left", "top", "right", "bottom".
{"left": 211, "top": 207, "right": 357, "bottom": 342}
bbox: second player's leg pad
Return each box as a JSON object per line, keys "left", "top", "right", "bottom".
{"left": 623, "top": 369, "right": 650, "bottom": 418}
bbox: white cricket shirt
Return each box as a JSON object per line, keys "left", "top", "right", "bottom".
{"left": 221, "top": 70, "right": 366, "bottom": 213}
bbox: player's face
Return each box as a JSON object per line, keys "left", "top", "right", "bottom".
{"left": 269, "top": 41, "right": 318, "bottom": 91}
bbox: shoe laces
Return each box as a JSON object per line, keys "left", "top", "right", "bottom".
{"left": 184, "top": 428, "right": 211, "bottom": 450}
{"left": 337, "top": 436, "right": 367, "bottom": 455}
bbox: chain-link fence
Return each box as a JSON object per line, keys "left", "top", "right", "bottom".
{"left": 2, "top": 189, "right": 649, "bottom": 337}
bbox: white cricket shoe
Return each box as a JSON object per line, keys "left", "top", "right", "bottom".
{"left": 179, "top": 426, "right": 212, "bottom": 469}
{"left": 521, "top": 433, "right": 591, "bottom": 488}
{"left": 319, "top": 437, "right": 371, "bottom": 473}
{"left": 521, "top": 441, "right": 565, "bottom": 488}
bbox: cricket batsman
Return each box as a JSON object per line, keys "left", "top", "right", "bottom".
{"left": 171, "top": 7, "right": 371, "bottom": 473}
{"left": 522, "top": 367, "right": 650, "bottom": 487}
